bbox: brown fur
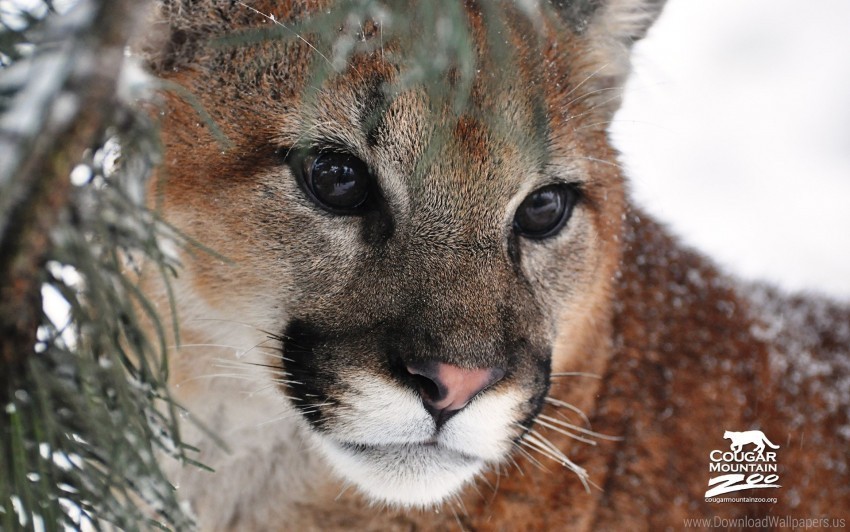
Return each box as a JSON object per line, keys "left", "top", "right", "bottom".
{"left": 143, "top": 1, "right": 850, "bottom": 529}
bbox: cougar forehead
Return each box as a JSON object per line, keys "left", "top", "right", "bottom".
{"left": 154, "top": 0, "right": 628, "bottom": 509}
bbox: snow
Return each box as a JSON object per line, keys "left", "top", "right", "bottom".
{"left": 0, "top": 52, "right": 73, "bottom": 181}
{"left": 746, "top": 282, "right": 850, "bottom": 439}
{"left": 613, "top": 0, "right": 850, "bottom": 297}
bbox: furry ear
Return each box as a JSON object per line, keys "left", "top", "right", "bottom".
{"left": 590, "top": 0, "right": 666, "bottom": 44}
{"left": 549, "top": 0, "right": 667, "bottom": 116}
{"left": 586, "top": 0, "right": 667, "bottom": 78}
{"left": 550, "top": 0, "right": 666, "bottom": 43}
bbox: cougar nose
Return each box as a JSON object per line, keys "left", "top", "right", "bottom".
{"left": 406, "top": 361, "right": 505, "bottom": 425}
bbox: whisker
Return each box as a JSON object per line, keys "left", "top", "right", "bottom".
{"left": 448, "top": 497, "right": 467, "bottom": 532}
{"left": 521, "top": 432, "right": 570, "bottom": 464}
{"left": 170, "top": 342, "right": 291, "bottom": 365}
{"left": 255, "top": 405, "right": 327, "bottom": 428}
{"left": 236, "top": 1, "right": 333, "bottom": 68}
{"left": 242, "top": 383, "right": 278, "bottom": 397}
{"left": 271, "top": 379, "right": 306, "bottom": 386}
{"left": 186, "top": 317, "right": 277, "bottom": 337}
{"left": 173, "top": 373, "right": 258, "bottom": 387}
{"left": 475, "top": 470, "right": 494, "bottom": 491}
{"left": 258, "top": 350, "right": 295, "bottom": 363}
{"left": 488, "top": 464, "right": 502, "bottom": 504}
{"left": 562, "top": 92, "right": 628, "bottom": 125}
{"left": 244, "top": 361, "right": 291, "bottom": 372}
{"left": 543, "top": 397, "right": 591, "bottom": 426}
{"left": 452, "top": 490, "right": 469, "bottom": 515}
{"left": 236, "top": 337, "right": 286, "bottom": 359}
{"left": 550, "top": 372, "right": 601, "bottom": 379}
{"left": 522, "top": 432, "right": 590, "bottom": 492}
{"left": 533, "top": 418, "right": 597, "bottom": 446}
{"left": 506, "top": 451, "right": 526, "bottom": 477}
{"left": 518, "top": 438, "right": 561, "bottom": 471}
{"left": 467, "top": 473, "right": 486, "bottom": 502}
{"left": 527, "top": 429, "right": 591, "bottom": 487}
{"left": 538, "top": 414, "right": 622, "bottom": 442}
{"left": 212, "top": 359, "right": 291, "bottom": 377}
{"left": 563, "top": 84, "right": 624, "bottom": 110}
{"left": 168, "top": 343, "right": 242, "bottom": 350}
{"left": 334, "top": 481, "right": 354, "bottom": 501}
{"left": 561, "top": 62, "right": 613, "bottom": 102}
{"left": 572, "top": 155, "right": 627, "bottom": 172}
{"left": 512, "top": 441, "right": 548, "bottom": 472}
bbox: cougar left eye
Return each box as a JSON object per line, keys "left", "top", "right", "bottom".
{"left": 303, "top": 152, "right": 371, "bottom": 212}
{"left": 514, "top": 184, "right": 578, "bottom": 239}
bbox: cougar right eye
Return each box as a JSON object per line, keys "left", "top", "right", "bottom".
{"left": 513, "top": 183, "right": 578, "bottom": 239}
{"left": 302, "top": 152, "right": 371, "bottom": 213}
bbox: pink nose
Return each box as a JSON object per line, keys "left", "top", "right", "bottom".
{"left": 406, "top": 361, "right": 505, "bottom": 426}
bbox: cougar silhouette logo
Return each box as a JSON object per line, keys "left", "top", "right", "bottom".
{"left": 724, "top": 430, "right": 781, "bottom": 454}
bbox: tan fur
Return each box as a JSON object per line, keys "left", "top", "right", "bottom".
{"left": 141, "top": 1, "right": 850, "bottom": 529}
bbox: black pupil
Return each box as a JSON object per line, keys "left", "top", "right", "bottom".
{"left": 515, "top": 185, "right": 570, "bottom": 237}
{"left": 309, "top": 153, "right": 370, "bottom": 210}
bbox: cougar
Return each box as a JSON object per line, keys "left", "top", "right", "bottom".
{"left": 140, "top": 0, "right": 850, "bottom": 529}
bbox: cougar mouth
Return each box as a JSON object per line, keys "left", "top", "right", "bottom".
{"left": 278, "top": 318, "right": 548, "bottom": 506}
{"left": 315, "top": 435, "right": 486, "bottom": 507}
{"left": 334, "top": 434, "right": 483, "bottom": 461}
{"left": 335, "top": 440, "right": 480, "bottom": 463}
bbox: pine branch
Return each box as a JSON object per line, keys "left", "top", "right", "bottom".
{"left": 1, "top": 1, "right": 199, "bottom": 529}
{"left": 0, "top": 0, "right": 140, "bottom": 385}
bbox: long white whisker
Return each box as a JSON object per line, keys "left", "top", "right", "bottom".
{"left": 538, "top": 414, "right": 622, "bottom": 441}
{"left": 174, "top": 373, "right": 258, "bottom": 386}
{"left": 512, "top": 440, "right": 548, "bottom": 472}
{"left": 544, "top": 397, "right": 591, "bottom": 426}
{"left": 449, "top": 495, "right": 466, "bottom": 531}
{"left": 212, "top": 359, "right": 291, "bottom": 377}
{"left": 236, "top": 337, "right": 285, "bottom": 359}
{"left": 334, "top": 481, "right": 354, "bottom": 501}
{"left": 563, "top": 92, "right": 627, "bottom": 124}
{"left": 258, "top": 350, "right": 294, "bottom": 363}
{"left": 534, "top": 418, "right": 597, "bottom": 446}
{"left": 186, "top": 317, "right": 274, "bottom": 335}
{"left": 168, "top": 343, "right": 242, "bottom": 350}
{"left": 255, "top": 403, "right": 332, "bottom": 428}
{"left": 522, "top": 432, "right": 590, "bottom": 492}
{"left": 561, "top": 62, "right": 612, "bottom": 102}
{"left": 522, "top": 432, "right": 571, "bottom": 464}
{"left": 236, "top": 1, "right": 333, "bottom": 68}
{"left": 550, "top": 372, "right": 601, "bottom": 379}
{"left": 572, "top": 155, "right": 627, "bottom": 171}
{"left": 563, "top": 84, "right": 624, "bottom": 110}
{"left": 505, "top": 450, "right": 527, "bottom": 476}
{"left": 521, "top": 444, "right": 569, "bottom": 474}
{"left": 271, "top": 379, "right": 305, "bottom": 386}
{"left": 488, "top": 464, "right": 503, "bottom": 504}
{"left": 242, "top": 383, "right": 280, "bottom": 397}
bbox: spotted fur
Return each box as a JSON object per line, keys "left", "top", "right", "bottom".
{"left": 141, "top": 1, "right": 850, "bottom": 529}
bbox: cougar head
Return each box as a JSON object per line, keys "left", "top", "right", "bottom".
{"left": 151, "top": 0, "right": 664, "bottom": 507}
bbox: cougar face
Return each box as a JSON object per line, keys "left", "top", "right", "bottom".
{"left": 260, "top": 92, "right": 613, "bottom": 506}
{"left": 155, "top": 0, "right": 632, "bottom": 508}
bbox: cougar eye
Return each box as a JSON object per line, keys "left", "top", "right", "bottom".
{"left": 514, "top": 184, "right": 578, "bottom": 239}
{"left": 303, "top": 152, "right": 371, "bottom": 212}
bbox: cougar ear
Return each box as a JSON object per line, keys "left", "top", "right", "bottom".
{"left": 551, "top": 0, "right": 666, "bottom": 42}
{"left": 550, "top": 0, "right": 667, "bottom": 115}
{"left": 591, "top": 0, "right": 666, "bottom": 43}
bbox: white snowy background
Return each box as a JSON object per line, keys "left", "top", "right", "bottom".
{"left": 612, "top": 0, "right": 850, "bottom": 297}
